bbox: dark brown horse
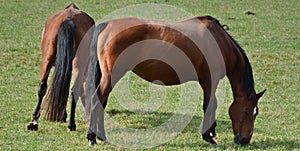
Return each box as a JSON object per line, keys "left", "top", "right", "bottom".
{"left": 27, "top": 3, "right": 95, "bottom": 131}
{"left": 86, "top": 16, "right": 266, "bottom": 145}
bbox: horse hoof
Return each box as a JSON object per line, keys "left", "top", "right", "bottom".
{"left": 202, "top": 133, "right": 217, "bottom": 145}
{"left": 27, "top": 121, "right": 38, "bottom": 131}
{"left": 97, "top": 136, "right": 108, "bottom": 144}
{"left": 204, "top": 137, "right": 217, "bottom": 145}
{"left": 89, "top": 139, "right": 97, "bottom": 146}
{"left": 68, "top": 124, "right": 76, "bottom": 131}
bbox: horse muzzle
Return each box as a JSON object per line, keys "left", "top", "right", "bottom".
{"left": 234, "top": 134, "right": 250, "bottom": 145}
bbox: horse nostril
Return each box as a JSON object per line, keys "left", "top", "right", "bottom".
{"left": 234, "top": 135, "right": 240, "bottom": 144}
{"left": 234, "top": 135, "right": 250, "bottom": 145}
{"left": 240, "top": 137, "right": 250, "bottom": 145}
{"left": 241, "top": 137, "right": 246, "bottom": 142}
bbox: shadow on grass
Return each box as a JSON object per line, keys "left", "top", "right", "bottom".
{"left": 106, "top": 109, "right": 231, "bottom": 131}
{"left": 105, "top": 109, "right": 300, "bottom": 150}
{"left": 249, "top": 138, "right": 300, "bottom": 150}
{"left": 164, "top": 138, "right": 300, "bottom": 150}
{"left": 163, "top": 139, "right": 300, "bottom": 150}
{"left": 105, "top": 109, "right": 230, "bottom": 141}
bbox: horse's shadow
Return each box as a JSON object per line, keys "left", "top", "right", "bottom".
{"left": 165, "top": 137, "right": 300, "bottom": 149}
{"left": 106, "top": 109, "right": 300, "bottom": 149}
{"left": 249, "top": 139, "right": 300, "bottom": 150}
{"left": 106, "top": 109, "right": 215, "bottom": 131}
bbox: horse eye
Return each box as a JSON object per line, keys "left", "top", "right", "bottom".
{"left": 244, "top": 111, "right": 249, "bottom": 116}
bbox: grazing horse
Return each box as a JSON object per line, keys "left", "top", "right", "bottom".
{"left": 86, "top": 16, "right": 266, "bottom": 145}
{"left": 27, "top": 3, "right": 95, "bottom": 131}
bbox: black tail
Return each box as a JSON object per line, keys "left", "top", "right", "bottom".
{"left": 85, "top": 23, "right": 107, "bottom": 109}
{"left": 44, "top": 19, "right": 75, "bottom": 122}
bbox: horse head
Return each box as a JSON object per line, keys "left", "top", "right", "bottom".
{"left": 229, "top": 88, "right": 266, "bottom": 145}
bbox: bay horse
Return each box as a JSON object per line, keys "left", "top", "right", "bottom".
{"left": 86, "top": 16, "right": 266, "bottom": 146}
{"left": 27, "top": 3, "right": 95, "bottom": 131}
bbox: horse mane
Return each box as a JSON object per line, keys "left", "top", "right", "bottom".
{"left": 204, "top": 16, "right": 255, "bottom": 92}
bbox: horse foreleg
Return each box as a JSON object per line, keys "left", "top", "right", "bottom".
{"left": 68, "top": 63, "right": 87, "bottom": 131}
{"left": 202, "top": 95, "right": 217, "bottom": 137}
{"left": 68, "top": 82, "right": 86, "bottom": 131}
{"left": 202, "top": 97, "right": 217, "bottom": 145}
{"left": 200, "top": 79, "right": 218, "bottom": 145}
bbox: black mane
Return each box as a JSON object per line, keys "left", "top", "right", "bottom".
{"left": 207, "top": 16, "right": 255, "bottom": 91}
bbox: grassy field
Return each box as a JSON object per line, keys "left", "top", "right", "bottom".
{"left": 0, "top": 0, "right": 299, "bottom": 150}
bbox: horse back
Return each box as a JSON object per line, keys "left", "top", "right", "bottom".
{"left": 97, "top": 17, "right": 238, "bottom": 85}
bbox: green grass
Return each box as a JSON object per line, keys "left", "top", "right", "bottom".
{"left": 0, "top": 0, "right": 299, "bottom": 150}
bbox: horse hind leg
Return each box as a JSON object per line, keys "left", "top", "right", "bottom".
{"left": 87, "top": 70, "right": 113, "bottom": 145}
{"left": 28, "top": 59, "right": 53, "bottom": 131}
{"left": 98, "top": 73, "right": 112, "bottom": 108}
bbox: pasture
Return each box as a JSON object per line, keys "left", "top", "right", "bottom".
{"left": 0, "top": 0, "right": 299, "bottom": 150}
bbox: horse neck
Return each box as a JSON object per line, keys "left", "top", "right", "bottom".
{"left": 228, "top": 70, "right": 248, "bottom": 102}
{"left": 226, "top": 42, "right": 254, "bottom": 102}
{"left": 207, "top": 17, "right": 254, "bottom": 102}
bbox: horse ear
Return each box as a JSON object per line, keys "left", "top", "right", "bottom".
{"left": 256, "top": 89, "right": 266, "bottom": 100}
{"left": 65, "top": 3, "right": 79, "bottom": 9}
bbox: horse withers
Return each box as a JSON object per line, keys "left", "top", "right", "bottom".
{"left": 27, "top": 3, "right": 95, "bottom": 131}
{"left": 86, "top": 16, "right": 266, "bottom": 145}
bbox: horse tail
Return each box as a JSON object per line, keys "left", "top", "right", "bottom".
{"left": 85, "top": 23, "right": 107, "bottom": 111}
{"left": 44, "top": 19, "right": 75, "bottom": 122}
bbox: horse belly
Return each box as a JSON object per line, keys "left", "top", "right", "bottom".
{"left": 132, "top": 59, "right": 196, "bottom": 85}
